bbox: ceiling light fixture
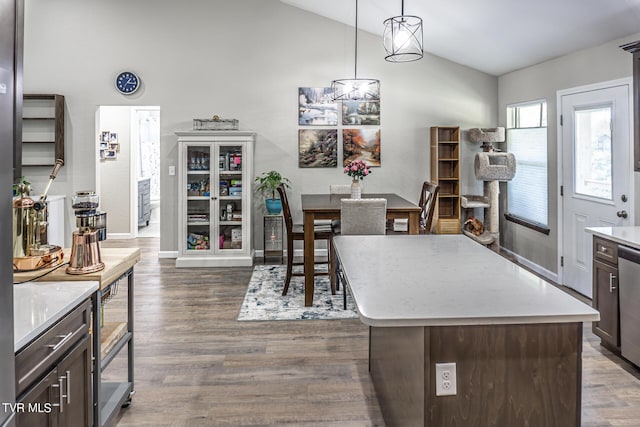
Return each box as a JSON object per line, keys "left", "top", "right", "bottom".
{"left": 331, "top": 0, "right": 380, "bottom": 101}
{"left": 383, "top": 0, "right": 423, "bottom": 63}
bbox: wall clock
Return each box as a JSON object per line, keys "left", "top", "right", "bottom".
{"left": 115, "top": 71, "right": 140, "bottom": 95}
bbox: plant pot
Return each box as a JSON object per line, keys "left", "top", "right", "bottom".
{"left": 265, "top": 198, "right": 282, "bottom": 215}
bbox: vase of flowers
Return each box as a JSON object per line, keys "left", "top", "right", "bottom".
{"left": 344, "top": 160, "right": 371, "bottom": 199}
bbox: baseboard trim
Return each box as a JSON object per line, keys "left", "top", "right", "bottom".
{"left": 106, "top": 233, "right": 133, "bottom": 240}
{"left": 500, "top": 247, "right": 559, "bottom": 284}
{"left": 158, "top": 250, "right": 178, "bottom": 259}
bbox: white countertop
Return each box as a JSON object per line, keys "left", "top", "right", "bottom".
{"left": 333, "top": 235, "right": 599, "bottom": 327}
{"left": 586, "top": 226, "right": 640, "bottom": 249}
{"left": 14, "top": 281, "right": 98, "bottom": 352}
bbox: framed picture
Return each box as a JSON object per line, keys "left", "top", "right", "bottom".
{"left": 109, "top": 132, "right": 118, "bottom": 142}
{"left": 343, "top": 128, "right": 381, "bottom": 167}
{"left": 105, "top": 150, "right": 117, "bottom": 159}
{"left": 298, "top": 87, "right": 338, "bottom": 126}
{"left": 99, "top": 141, "right": 108, "bottom": 150}
{"left": 99, "top": 149, "right": 106, "bottom": 159}
{"left": 101, "top": 131, "right": 110, "bottom": 142}
{"left": 109, "top": 143, "right": 120, "bottom": 152}
{"left": 342, "top": 101, "right": 380, "bottom": 125}
{"left": 298, "top": 129, "right": 338, "bottom": 168}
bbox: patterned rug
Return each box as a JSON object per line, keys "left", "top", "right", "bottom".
{"left": 237, "top": 264, "right": 358, "bottom": 321}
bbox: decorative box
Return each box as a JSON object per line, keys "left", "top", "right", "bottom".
{"left": 193, "top": 116, "right": 239, "bottom": 130}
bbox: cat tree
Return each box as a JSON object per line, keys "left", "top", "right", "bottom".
{"left": 462, "top": 128, "right": 515, "bottom": 249}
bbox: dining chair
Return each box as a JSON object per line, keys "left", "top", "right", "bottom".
{"left": 329, "top": 184, "right": 351, "bottom": 194}
{"left": 276, "top": 184, "right": 335, "bottom": 296}
{"left": 419, "top": 181, "right": 440, "bottom": 234}
{"left": 338, "top": 198, "right": 387, "bottom": 308}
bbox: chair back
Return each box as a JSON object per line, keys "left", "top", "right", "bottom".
{"left": 419, "top": 181, "right": 440, "bottom": 234}
{"left": 340, "top": 198, "right": 387, "bottom": 235}
{"left": 276, "top": 184, "right": 293, "bottom": 235}
{"left": 330, "top": 184, "right": 351, "bottom": 194}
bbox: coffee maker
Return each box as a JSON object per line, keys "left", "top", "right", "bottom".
{"left": 13, "top": 160, "right": 65, "bottom": 272}
{"left": 66, "top": 191, "right": 106, "bottom": 274}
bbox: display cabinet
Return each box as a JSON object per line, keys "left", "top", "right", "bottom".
{"left": 430, "top": 126, "right": 461, "bottom": 234}
{"left": 263, "top": 215, "right": 283, "bottom": 261}
{"left": 176, "top": 131, "right": 255, "bottom": 267}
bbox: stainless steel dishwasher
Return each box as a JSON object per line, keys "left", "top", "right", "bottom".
{"left": 618, "top": 245, "right": 640, "bottom": 367}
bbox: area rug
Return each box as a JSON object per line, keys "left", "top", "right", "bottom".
{"left": 237, "top": 264, "right": 358, "bottom": 321}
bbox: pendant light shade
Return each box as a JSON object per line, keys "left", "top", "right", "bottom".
{"left": 383, "top": 0, "right": 423, "bottom": 62}
{"left": 331, "top": 0, "right": 380, "bottom": 101}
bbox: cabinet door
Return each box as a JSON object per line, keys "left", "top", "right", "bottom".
{"left": 592, "top": 260, "right": 619, "bottom": 349}
{"left": 16, "top": 369, "right": 58, "bottom": 427}
{"left": 216, "top": 143, "right": 245, "bottom": 253}
{"left": 57, "top": 335, "right": 91, "bottom": 427}
{"left": 184, "top": 143, "right": 213, "bottom": 253}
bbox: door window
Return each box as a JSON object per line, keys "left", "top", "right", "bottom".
{"left": 574, "top": 106, "right": 612, "bottom": 200}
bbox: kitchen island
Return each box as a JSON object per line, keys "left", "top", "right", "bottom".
{"left": 14, "top": 247, "right": 140, "bottom": 427}
{"left": 333, "top": 235, "right": 599, "bottom": 427}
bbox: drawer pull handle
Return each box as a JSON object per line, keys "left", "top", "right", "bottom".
{"left": 600, "top": 246, "right": 608, "bottom": 253}
{"left": 47, "top": 332, "right": 73, "bottom": 351}
{"left": 609, "top": 273, "right": 617, "bottom": 292}
{"left": 50, "top": 377, "right": 65, "bottom": 412}
{"left": 65, "top": 370, "right": 71, "bottom": 404}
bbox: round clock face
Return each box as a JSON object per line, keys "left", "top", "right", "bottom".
{"left": 115, "top": 71, "right": 140, "bottom": 95}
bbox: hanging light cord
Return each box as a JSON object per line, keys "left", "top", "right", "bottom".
{"left": 354, "top": 0, "right": 359, "bottom": 79}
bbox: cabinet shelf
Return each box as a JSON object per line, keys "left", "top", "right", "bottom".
{"left": 431, "top": 126, "right": 461, "bottom": 234}
{"left": 21, "top": 94, "right": 65, "bottom": 168}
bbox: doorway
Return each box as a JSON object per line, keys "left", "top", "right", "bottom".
{"left": 96, "top": 106, "right": 160, "bottom": 239}
{"left": 558, "top": 79, "right": 633, "bottom": 297}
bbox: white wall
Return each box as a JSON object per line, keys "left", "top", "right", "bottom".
{"left": 498, "top": 32, "right": 640, "bottom": 275}
{"left": 23, "top": 0, "right": 498, "bottom": 252}
{"left": 97, "top": 106, "right": 132, "bottom": 237}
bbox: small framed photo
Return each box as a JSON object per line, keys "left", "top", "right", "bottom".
{"left": 101, "top": 131, "right": 110, "bottom": 142}
{"left": 99, "top": 149, "right": 106, "bottom": 159}
{"left": 109, "top": 132, "right": 118, "bottom": 142}
{"left": 99, "top": 141, "right": 108, "bottom": 150}
{"left": 109, "top": 143, "right": 120, "bottom": 152}
{"left": 105, "top": 150, "right": 117, "bottom": 159}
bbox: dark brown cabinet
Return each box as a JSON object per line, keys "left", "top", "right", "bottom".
{"left": 21, "top": 94, "right": 65, "bottom": 167}
{"left": 15, "top": 300, "right": 92, "bottom": 427}
{"left": 592, "top": 236, "right": 620, "bottom": 351}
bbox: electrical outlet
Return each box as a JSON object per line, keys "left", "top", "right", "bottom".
{"left": 435, "top": 362, "right": 457, "bottom": 396}
{"left": 169, "top": 165, "right": 176, "bottom": 176}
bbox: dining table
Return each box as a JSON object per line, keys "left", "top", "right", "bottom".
{"left": 301, "top": 192, "right": 421, "bottom": 306}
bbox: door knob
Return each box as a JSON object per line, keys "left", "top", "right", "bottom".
{"left": 617, "top": 210, "right": 628, "bottom": 219}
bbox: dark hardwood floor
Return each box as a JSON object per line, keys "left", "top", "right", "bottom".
{"left": 101, "top": 238, "right": 640, "bottom": 427}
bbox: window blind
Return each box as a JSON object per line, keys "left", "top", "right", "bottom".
{"left": 507, "top": 127, "right": 548, "bottom": 226}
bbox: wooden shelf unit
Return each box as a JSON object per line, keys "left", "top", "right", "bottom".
{"left": 21, "top": 94, "right": 65, "bottom": 167}
{"left": 430, "top": 126, "right": 461, "bottom": 234}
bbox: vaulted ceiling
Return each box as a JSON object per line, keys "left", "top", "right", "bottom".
{"left": 281, "top": 0, "right": 640, "bottom": 76}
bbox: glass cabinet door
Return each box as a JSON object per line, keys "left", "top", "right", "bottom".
{"left": 185, "top": 145, "right": 212, "bottom": 252}
{"left": 215, "top": 143, "right": 244, "bottom": 252}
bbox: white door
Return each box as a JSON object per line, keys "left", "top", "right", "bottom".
{"left": 560, "top": 82, "right": 632, "bottom": 297}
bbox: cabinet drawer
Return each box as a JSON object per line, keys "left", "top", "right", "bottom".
{"left": 594, "top": 236, "right": 618, "bottom": 265}
{"left": 15, "top": 299, "right": 91, "bottom": 396}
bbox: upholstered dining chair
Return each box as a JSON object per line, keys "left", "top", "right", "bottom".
{"left": 338, "top": 198, "right": 387, "bottom": 308}
{"left": 419, "top": 181, "right": 440, "bottom": 234}
{"left": 277, "top": 184, "right": 335, "bottom": 297}
{"left": 329, "top": 184, "right": 351, "bottom": 194}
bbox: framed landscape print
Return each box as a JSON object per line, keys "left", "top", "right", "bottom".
{"left": 298, "top": 129, "right": 338, "bottom": 168}
{"left": 298, "top": 87, "right": 338, "bottom": 126}
{"left": 343, "top": 128, "right": 381, "bottom": 167}
{"left": 342, "top": 101, "right": 380, "bottom": 125}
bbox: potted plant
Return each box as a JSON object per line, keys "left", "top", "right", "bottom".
{"left": 255, "top": 170, "right": 290, "bottom": 215}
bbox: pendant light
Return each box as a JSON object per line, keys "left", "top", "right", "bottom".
{"left": 383, "top": 0, "right": 423, "bottom": 62}
{"left": 331, "top": 0, "right": 380, "bottom": 101}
